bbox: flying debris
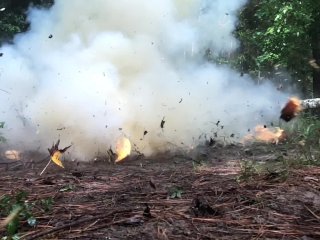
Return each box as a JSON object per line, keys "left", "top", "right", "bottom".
{"left": 208, "top": 137, "right": 215, "bottom": 147}
{"left": 140, "top": 130, "right": 148, "bottom": 140}
{"left": 48, "top": 34, "right": 53, "bottom": 38}
{"left": 280, "top": 97, "right": 302, "bottom": 122}
{"left": 0, "top": 53, "right": 3, "bottom": 57}
{"left": 160, "top": 117, "right": 165, "bottom": 129}
{"left": 48, "top": 140, "right": 72, "bottom": 168}
{"left": 0, "top": 8, "right": 5, "bottom": 11}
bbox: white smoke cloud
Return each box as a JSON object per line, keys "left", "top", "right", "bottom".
{"left": 0, "top": 0, "right": 288, "bottom": 159}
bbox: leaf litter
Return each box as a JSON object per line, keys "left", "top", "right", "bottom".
{"left": 0, "top": 143, "right": 320, "bottom": 239}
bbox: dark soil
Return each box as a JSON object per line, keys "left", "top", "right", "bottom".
{"left": 1, "top": 144, "right": 320, "bottom": 239}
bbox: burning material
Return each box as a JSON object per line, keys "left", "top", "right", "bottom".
{"left": 47, "top": 140, "right": 72, "bottom": 168}
{"left": 4, "top": 150, "right": 21, "bottom": 160}
{"left": 280, "top": 97, "right": 302, "bottom": 122}
{"left": 280, "top": 97, "right": 320, "bottom": 122}
{"left": 243, "top": 125, "right": 286, "bottom": 144}
{"left": 115, "top": 137, "right": 131, "bottom": 162}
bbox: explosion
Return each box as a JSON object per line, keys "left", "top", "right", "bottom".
{"left": 0, "top": 0, "right": 289, "bottom": 159}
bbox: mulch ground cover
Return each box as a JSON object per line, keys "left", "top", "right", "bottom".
{"left": 1, "top": 144, "right": 320, "bottom": 239}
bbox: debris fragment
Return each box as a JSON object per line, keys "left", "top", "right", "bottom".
{"left": 160, "top": 117, "right": 165, "bottom": 129}
{"left": 48, "top": 34, "right": 53, "bottom": 38}
{"left": 208, "top": 137, "right": 215, "bottom": 147}
{"left": 48, "top": 140, "right": 72, "bottom": 168}
{"left": 107, "top": 147, "right": 116, "bottom": 161}
{"left": 192, "top": 198, "right": 219, "bottom": 217}
{"left": 143, "top": 203, "right": 152, "bottom": 218}
{"left": 280, "top": 97, "right": 302, "bottom": 122}
{"left": 39, "top": 140, "right": 71, "bottom": 175}
{"left": 149, "top": 179, "right": 156, "bottom": 190}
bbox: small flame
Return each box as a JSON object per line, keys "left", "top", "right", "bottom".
{"left": 4, "top": 150, "right": 21, "bottom": 160}
{"left": 254, "top": 125, "right": 285, "bottom": 144}
{"left": 115, "top": 137, "right": 131, "bottom": 162}
{"left": 280, "top": 97, "right": 302, "bottom": 122}
{"left": 243, "top": 125, "right": 286, "bottom": 144}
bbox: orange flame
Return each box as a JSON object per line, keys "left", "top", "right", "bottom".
{"left": 254, "top": 125, "right": 286, "bottom": 143}
{"left": 243, "top": 125, "right": 286, "bottom": 144}
{"left": 280, "top": 97, "right": 302, "bottom": 122}
{"left": 115, "top": 137, "right": 131, "bottom": 162}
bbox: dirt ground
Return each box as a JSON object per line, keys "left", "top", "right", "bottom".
{"left": 1, "top": 143, "right": 320, "bottom": 240}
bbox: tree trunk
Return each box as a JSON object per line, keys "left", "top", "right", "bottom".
{"left": 311, "top": 10, "right": 320, "bottom": 98}
{"left": 302, "top": 98, "right": 320, "bottom": 109}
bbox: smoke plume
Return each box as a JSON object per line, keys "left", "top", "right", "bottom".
{"left": 0, "top": 0, "right": 288, "bottom": 159}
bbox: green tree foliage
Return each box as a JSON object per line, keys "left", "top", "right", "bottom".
{"left": 0, "top": 0, "right": 53, "bottom": 44}
{"left": 236, "top": 0, "right": 320, "bottom": 97}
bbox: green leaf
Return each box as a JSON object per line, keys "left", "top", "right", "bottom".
{"left": 15, "top": 191, "right": 27, "bottom": 204}
{"left": 170, "top": 189, "right": 183, "bottom": 199}
{"left": 40, "top": 198, "right": 54, "bottom": 212}
{"left": 7, "top": 217, "right": 19, "bottom": 236}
